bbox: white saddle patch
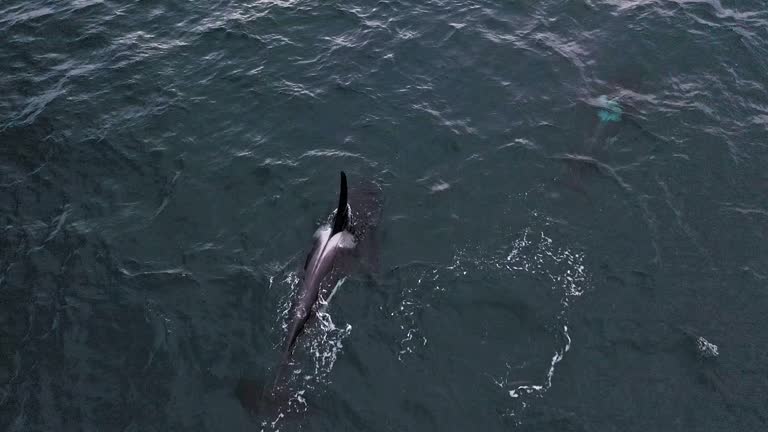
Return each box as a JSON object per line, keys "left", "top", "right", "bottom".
{"left": 335, "top": 231, "right": 356, "bottom": 249}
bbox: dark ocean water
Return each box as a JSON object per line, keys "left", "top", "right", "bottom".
{"left": 2, "top": 0, "right": 767, "bottom": 430}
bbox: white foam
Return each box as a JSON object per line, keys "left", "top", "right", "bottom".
{"left": 392, "top": 228, "right": 589, "bottom": 417}
{"left": 697, "top": 336, "right": 719, "bottom": 358}
{"left": 265, "top": 272, "right": 352, "bottom": 424}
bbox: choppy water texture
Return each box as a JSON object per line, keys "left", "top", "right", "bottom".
{"left": 1, "top": 0, "right": 767, "bottom": 430}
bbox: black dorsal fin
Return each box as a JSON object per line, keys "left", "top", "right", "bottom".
{"left": 331, "top": 171, "right": 348, "bottom": 235}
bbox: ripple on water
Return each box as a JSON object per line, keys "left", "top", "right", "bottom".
{"left": 390, "top": 224, "right": 589, "bottom": 419}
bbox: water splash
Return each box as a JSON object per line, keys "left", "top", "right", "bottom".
{"left": 261, "top": 271, "right": 352, "bottom": 430}
{"left": 493, "top": 230, "right": 587, "bottom": 416}
{"left": 392, "top": 227, "right": 589, "bottom": 417}
{"left": 394, "top": 267, "right": 437, "bottom": 361}
{"left": 696, "top": 336, "right": 719, "bottom": 358}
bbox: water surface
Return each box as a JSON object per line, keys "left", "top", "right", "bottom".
{"left": 1, "top": 0, "right": 767, "bottom": 430}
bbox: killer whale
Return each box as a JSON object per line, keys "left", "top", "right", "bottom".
{"left": 237, "top": 171, "right": 382, "bottom": 414}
